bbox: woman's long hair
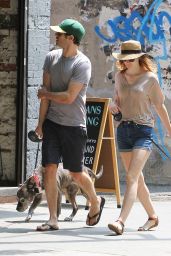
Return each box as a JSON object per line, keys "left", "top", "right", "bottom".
{"left": 116, "top": 54, "right": 157, "bottom": 73}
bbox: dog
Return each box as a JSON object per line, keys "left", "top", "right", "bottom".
{"left": 16, "top": 165, "right": 103, "bottom": 222}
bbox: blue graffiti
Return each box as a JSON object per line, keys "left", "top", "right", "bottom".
{"left": 94, "top": 0, "right": 171, "bottom": 159}
{"left": 95, "top": 2, "right": 171, "bottom": 48}
{"left": 139, "top": 0, "right": 171, "bottom": 159}
{"left": 137, "top": 0, "right": 169, "bottom": 61}
{"left": 95, "top": 12, "right": 143, "bottom": 43}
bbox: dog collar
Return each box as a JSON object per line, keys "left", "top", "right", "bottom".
{"left": 33, "top": 174, "right": 41, "bottom": 188}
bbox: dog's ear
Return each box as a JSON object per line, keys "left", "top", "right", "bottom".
{"left": 17, "top": 183, "right": 27, "bottom": 192}
{"left": 29, "top": 176, "right": 34, "bottom": 183}
{"left": 34, "top": 186, "right": 41, "bottom": 193}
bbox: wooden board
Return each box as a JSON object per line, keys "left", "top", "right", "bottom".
{"left": 84, "top": 97, "right": 121, "bottom": 207}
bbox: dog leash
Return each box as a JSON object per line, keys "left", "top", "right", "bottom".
{"left": 33, "top": 143, "right": 41, "bottom": 190}
{"left": 34, "top": 142, "right": 40, "bottom": 169}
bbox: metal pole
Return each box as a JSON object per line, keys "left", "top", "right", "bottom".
{"left": 15, "top": 0, "right": 28, "bottom": 185}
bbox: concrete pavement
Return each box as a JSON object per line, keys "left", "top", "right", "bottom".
{"left": 0, "top": 185, "right": 171, "bottom": 256}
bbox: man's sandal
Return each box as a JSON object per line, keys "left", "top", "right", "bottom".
{"left": 108, "top": 220, "right": 124, "bottom": 235}
{"left": 86, "top": 197, "right": 105, "bottom": 226}
{"left": 138, "top": 217, "right": 159, "bottom": 231}
{"left": 36, "top": 223, "right": 59, "bottom": 231}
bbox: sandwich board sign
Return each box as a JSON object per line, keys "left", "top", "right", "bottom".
{"left": 84, "top": 97, "right": 121, "bottom": 207}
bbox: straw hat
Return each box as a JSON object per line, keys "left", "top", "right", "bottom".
{"left": 112, "top": 40, "right": 145, "bottom": 60}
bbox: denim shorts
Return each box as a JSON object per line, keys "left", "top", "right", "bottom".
{"left": 42, "top": 119, "right": 87, "bottom": 172}
{"left": 117, "top": 121, "right": 154, "bottom": 152}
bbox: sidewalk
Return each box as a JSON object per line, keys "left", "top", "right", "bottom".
{"left": 0, "top": 184, "right": 171, "bottom": 256}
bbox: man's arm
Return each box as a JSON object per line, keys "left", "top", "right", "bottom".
{"left": 35, "top": 72, "right": 50, "bottom": 138}
{"left": 37, "top": 81, "right": 84, "bottom": 105}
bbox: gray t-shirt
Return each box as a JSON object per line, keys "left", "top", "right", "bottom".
{"left": 43, "top": 49, "right": 91, "bottom": 127}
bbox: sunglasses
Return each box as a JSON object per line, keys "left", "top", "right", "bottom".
{"left": 55, "top": 32, "right": 71, "bottom": 37}
{"left": 120, "top": 59, "right": 135, "bottom": 63}
{"left": 55, "top": 32, "right": 65, "bottom": 37}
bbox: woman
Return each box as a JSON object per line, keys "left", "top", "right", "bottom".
{"left": 108, "top": 40, "right": 171, "bottom": 235}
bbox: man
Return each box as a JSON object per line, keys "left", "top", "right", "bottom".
{"left": 35, "top": 18, "right": 105, "bottom": 231}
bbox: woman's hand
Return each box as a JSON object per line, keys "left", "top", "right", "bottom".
{"left": 109, "top": 101, "right": 121, "bottom": 115}
{"left": 166, "top": 131, "right": 171, "bottom": 138}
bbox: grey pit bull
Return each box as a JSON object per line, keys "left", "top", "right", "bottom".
{"left": 16, "top": 165, "right": 103, "bottom": 222}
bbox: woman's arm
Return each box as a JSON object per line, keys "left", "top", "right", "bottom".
{"left": 154, "top": 103, "right": 171, "bottom": 136}
{"left": 109, "top": 73, "right": 121, "bottom": 114}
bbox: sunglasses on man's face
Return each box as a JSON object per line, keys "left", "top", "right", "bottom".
{"left": 55, "top": 32, "right": 65, "bottom": 37}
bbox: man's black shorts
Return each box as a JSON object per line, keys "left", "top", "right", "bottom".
{"left": 42, "top": 119, "right": 87, "bottom": 172}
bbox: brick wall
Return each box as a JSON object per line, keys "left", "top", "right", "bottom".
{"left": 0, "top": 0, "right": 51, "bottom": 182}
{"left": 0, "top": 0, "right": 18, "bottom": 183}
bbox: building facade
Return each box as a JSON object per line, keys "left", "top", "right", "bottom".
{"left": 0, "top": 0, "right": 171, "bottom": 186}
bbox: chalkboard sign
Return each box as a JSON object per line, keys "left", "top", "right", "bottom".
{"left": 84, "top": 99, "right": 108, "bottom": 170}
{"left": 84, "top": 97, "right": 121, "bottom": 207}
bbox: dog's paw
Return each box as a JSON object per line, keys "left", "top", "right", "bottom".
{"left": 25, "top": 213, "right": 33, "bottom": 222}
{"left": 25, "top": 217, "right": 31, "bottom": 222}
{"left": 64, "top": 216, "right": 73, "bottom": 222}
{"left": 85, "top": 206, "right": 89, "bottom": 210}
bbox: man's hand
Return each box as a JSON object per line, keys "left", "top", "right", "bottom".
{"left": 37, "top": 88, "right": 48, "bottom": 100}
{"left": 35, "top": 125, "right": 43, "bottom": 139}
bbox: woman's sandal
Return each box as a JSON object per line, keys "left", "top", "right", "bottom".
{"left": 108, "top": 220, "right": 124, "bottom": 235}
{"left": 138, "top": 217, "right": 159, "bottom": 231}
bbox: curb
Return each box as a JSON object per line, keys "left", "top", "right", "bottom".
{"left": 0, "top": 196, "right": 17, "bottom": 203}
{"left": 0, "top": 187, "right": 18, "bottom": 203}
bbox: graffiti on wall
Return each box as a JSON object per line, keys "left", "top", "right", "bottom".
{"left": 97, "top": 0, "right": 171, "bottom": 159}
{"left": 95, "top": 0, "right": 171, "bottom": 95}
{"left": 78, "top": 0, "right": 171, "bottom": 159}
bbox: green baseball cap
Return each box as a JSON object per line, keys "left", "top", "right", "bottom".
{"left": 50, "top": 19, "right": 85, "bottom": 43}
